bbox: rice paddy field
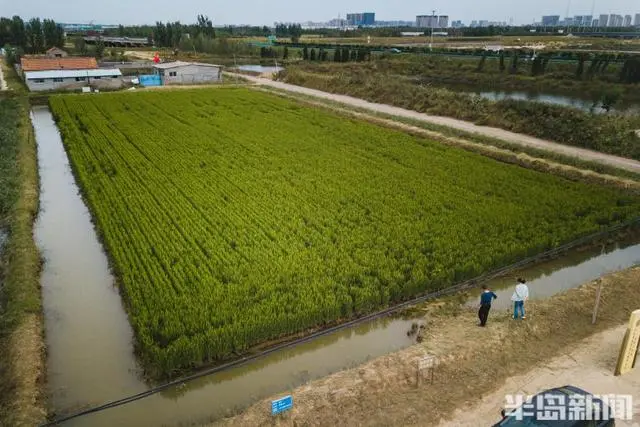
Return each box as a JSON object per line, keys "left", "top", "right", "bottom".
{"left": 49, "top": 88, "right": 640, "bottom": 377}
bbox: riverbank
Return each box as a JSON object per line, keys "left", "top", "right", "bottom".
{"left": 0, "top": 97, "right": 45, "bottom": 425}
{"left": 210, "top": 266, "right": 640, "bottom": 426}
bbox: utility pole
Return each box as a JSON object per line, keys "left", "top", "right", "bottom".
{"left": 565, "top": 0, "right": 572, "bottom": 34}
{"left": 430, "top": 10, "right": 436, "bottom": 52}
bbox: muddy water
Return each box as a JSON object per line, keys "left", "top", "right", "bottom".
{"left": 33, "top": 104, "right": 640, "bottom": 426}
{"left": 32, "top": 106, "right": 147, "bottom": 414}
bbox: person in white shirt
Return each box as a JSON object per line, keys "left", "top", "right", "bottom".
{"left": 511, "top": 278, "right": 529, "bottom": 319}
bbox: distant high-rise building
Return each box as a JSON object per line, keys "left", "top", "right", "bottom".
{"left": 610, "top": 14, "right": 624, "bottom": 27}
{"left": 451, "top": 20, "right": 464, "bottom": 28}
{"left": 542, "top": 15, "right": 561, "bottom": 26}
{"left": 635, "top": 13, "right": 640, "bottom": 26}
{"left": 479, "top": 20, "right": 489, "bottom": 27}
{"left": 470, "top": 20, "right": 478, "bottom": 27}
{"left": 623, "top": 15, "right": 632, "bottom": 26}
{"left": 437, "top": 15, "right": 449, "bottom": 28}
{"left": 416, "top": 15, "right": 438, "bottom": 28}
{"left": 346, "top": 12, "right": 375, "bottom": 26}
{"left": 573, "top": 15, "right": 584, "bottom": 25}
{"left": 582, "top": 16, "right": 593, "bottom": 26}
{"left": 599, "top": 14, "right": 609, "bottom": 27}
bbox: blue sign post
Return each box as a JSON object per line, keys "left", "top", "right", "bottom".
{"left": 271, "top": 395, "right": 293, "bottom": 416}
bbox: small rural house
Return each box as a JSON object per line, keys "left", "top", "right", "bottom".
{"left": 152, "top": 61, "right": 222, "bottom": 85}
{"left": 45, "top": 47, "right": 68, "bottom": 58}
{"left": 24, "top": 69, "right": 123, "bottom": 92}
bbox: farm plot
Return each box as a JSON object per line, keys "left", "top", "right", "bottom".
{"left": 49, "top": 88, "right": 640, "bottom": 377}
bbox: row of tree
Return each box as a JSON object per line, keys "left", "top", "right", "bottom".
{"left": 0, "top": 15, "right": 64, "bottom": 54}
{"left": 259, "top": 46, "right": 372, "bottom": 62}
{"left": 476, "top": 51, "right": 640, "bottom": 83}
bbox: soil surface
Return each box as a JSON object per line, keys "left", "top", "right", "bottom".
{"left": 439, "top": 324, "right": 640, "bottom": 427}
{"left": 231, "top": 74, "right": 640, "bottom": 174}
{"left": 209, "top": 267, "right": 640, "bottom": 427}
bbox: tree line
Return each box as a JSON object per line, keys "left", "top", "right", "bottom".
{"left": 260, "top": 46, "right": 371, "bottom": 62}
{"left": 476, "top": 51, "right": 640, "bottom": 84}
{"left": 0, "top": 16, "right": 65, "bottom": 55}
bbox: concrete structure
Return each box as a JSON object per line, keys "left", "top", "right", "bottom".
{"left": 45, "top": 47, "right": 68, "bottom": 58}
{"left": 624, "top": 15, "right": 632, "bottom": 27}
{"left": 437, "top": 15, "right": 449, "bottom": 28}
{"left": 599, "top": 14, "right": 609, "bottom": 27}
{"left": 635, "top": 14, "right": 640, "bottom": 27}
{"left": 346, "top": 13, "right": 375, "bottom": 26}
{"left": 542, "top": 15, "right": 561, "bottom": 26}
{"left": 24, "top": 69, "right": 123, "bottom": 92}
{"left": 152, "top": 61, "right": 222, "bottom": 85}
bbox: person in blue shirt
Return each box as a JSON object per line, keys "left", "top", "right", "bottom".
{"left": 478, "top": 284, "right": 498, "bottom": 327}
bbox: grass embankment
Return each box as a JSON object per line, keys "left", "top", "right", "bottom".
{"left": 282, "top": 64, "right": 640, "bottom": 160}
{"left": 213, "top": 266, "right": 640, "bottom": 426}
{"left": 0, "top": 97, "right": 45, "bottom": 425}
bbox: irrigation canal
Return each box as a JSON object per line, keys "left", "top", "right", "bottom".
{"left": 31, "top": 105, "right": 640, "bottom": 426}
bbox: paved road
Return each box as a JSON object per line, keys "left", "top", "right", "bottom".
{"left": 235, "top": 74, "right": 640, "bottom": 175}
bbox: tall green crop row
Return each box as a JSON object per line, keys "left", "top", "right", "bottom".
{"left": 49, "top": 88, "right": 640, "bottom": 377}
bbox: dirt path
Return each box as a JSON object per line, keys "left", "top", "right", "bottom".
{"left": 0, "top": 63, "right": 7, "bottom": 90}
{"left": 231, "top": 74, "right": 640, "bottom": 174}
{"left": 210, "top": 267, "right": 640, "bottom": 427}
{"left": 439, "top": 325, "right": 640, "bottom": 427}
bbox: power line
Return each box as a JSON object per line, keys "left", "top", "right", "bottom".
{"left": 40, "top": 217, "right": 640, "bottom": 426}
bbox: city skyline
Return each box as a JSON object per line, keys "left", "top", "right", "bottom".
{"left": 4, "top": 0, "right": 638, "bottom": 27}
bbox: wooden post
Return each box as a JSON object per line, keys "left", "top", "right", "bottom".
{"left": 592, "top": 245, "right": 606, "bottom": 325}
{"left": 592, "top": 280, "right": 603, "bottom": 324}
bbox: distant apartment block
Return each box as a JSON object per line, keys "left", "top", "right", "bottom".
{"left": 599, "top": 14, "right": 609, "bottom": 27}
{"left": 623, "top": 15, "right": 632, "bottom": 26}
{"left": 438, "top": 15, "right": 449, "bottom": 28}
{"left": 346, "top": 13, "right": 375, "bottom": 26}
{"left": 541, "top": 15, "right": 560, "bottom": 26}
{"left": 451, "top": 20, "right": 464, "bottom": 28}
{"left": 609, "top": 14, "right": 624, "bottom": 27}
{"left": 635, "top": 13, "right": 640, "bottom": 26}
{"left": 416, "top": 15, "right": 437, "bottom": 28}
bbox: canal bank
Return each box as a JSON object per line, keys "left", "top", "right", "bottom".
{"left": 0, "top": 97, "right": 45, "bottom": 426}
{"left": 211, "top": 266, "right": 640, "bottom": 427}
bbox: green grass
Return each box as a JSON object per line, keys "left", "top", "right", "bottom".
{"left": 50, "top": 88, "right": 640, "bottom": 378}
{"left": 0, "top": 97, "right": 44, "bottom": 425}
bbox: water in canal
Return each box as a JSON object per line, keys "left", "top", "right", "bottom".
{"left": 476, "top": 90, "right": 640, "bottom": 115}
{"left": 32, "top": 105, "right": 640, "bottom": 426}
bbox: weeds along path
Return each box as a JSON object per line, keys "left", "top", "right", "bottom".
{"left": 231, "top": 74, "right": 640, "bottom": 175}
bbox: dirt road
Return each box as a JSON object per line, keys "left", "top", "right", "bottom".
{"left": 233, "top": 74, "right": 640, "bottom": 175}
{"left": 0, "top": 64, "right": 7, "bottom": 91}
{"left": 439, "top": 325, "right": 640, "bottom": 427}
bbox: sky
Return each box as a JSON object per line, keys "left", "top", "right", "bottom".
{"left": 1, "top": 0, "right": 638, "bottom": 26}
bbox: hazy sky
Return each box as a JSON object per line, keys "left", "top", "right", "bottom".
{"left": 2, "top": 0, "right": 637, "bottom": 26}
